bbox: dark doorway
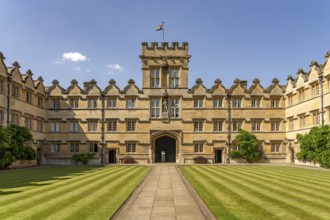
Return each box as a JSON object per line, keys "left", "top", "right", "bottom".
{"left": 215, "top": 150, "right": 222, "bottom": 163}
{"left": 155, "top": 136, "right": 176, "bottom": 163}
{"left": 37, "top": 148, "right": 42, "bottom": 165}
{"left": 109, "top": 150, "right": 116, "bottom": 163}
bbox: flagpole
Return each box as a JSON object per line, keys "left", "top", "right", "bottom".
{"left": 162, "top": 21, "right": 165, "bottom": 41}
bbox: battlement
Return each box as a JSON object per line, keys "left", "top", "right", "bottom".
{"left": 142, "top": 42, "right": 188, "bottom": 51}
{"left": 141, "top": 42, "right": 189, "bottom": 58}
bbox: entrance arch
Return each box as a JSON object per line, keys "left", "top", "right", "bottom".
{"left": 155, "top": 136, "right": 176, "bottom": 162}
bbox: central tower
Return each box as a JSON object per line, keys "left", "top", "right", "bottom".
{"left": 140, "top": 42, "right": 190, "bottom": 90}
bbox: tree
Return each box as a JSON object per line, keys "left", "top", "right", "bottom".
{"left": 5, "top": 125, "right": 36, "bottom": 160}
{"left": 0, "top": 126, "right": 15, "bottom": 168}
{"left": 230, "top": 129, "right": 262, "bottom": 162}
{"left": 296, "top": 125, "right": 330, "bottom": 168}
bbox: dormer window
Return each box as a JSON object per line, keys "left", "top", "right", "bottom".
{"left": 70, "top": 98, "right": 79, "bottom": 108}
{"left": 12, "top": 85, "right": 19, "bottom": 99}
{"left": 126, "top": 98, "right": 136, "bottom": 108}
{"left": 251, "top": 98, "right": 261, "bottom": 108}
{"left": 88, "top": 98, "right": 98, "bottom": 108}
{"left": 107, "top": 98, "right": 117, "bottom": 108}
{"left": 51, "top": 99, "right": 61, "bottom": 109}
{"left": 150, "top": 68, "right": 160, "bottom": 88}
{"left": 194, "top": 98, "right": 203, "bottom": 108}
{"left": 0, "top": 80, "right": 3, "bottom": 94}
{"left": 26, "top": 91, "right": 32, "bottom": 103}
{"left": 170, "top": 68, "right": 180, "bottom": 88}
{"left": 232, "top": 98, "right": 242, "bottom": 108}
{"left": 312, "top": 83, "right": 320, "bottom": 97}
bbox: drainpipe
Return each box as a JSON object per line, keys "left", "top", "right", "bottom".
{"left": 226, "top": 90, "right": 231, "bottom": 164}
{"left": 6, "top": 76, "right": 11, "bottom": 126}
{"left": 101, "top": 93, "right": 105, "bottom": 165}
{"left": 318, "top": 75, "right": 324, "bottom": 127}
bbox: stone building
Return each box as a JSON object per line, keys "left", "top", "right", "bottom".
{"left": 0, "top": 43, "right": 329, "bottom": 165}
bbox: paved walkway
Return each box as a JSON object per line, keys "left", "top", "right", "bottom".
{"left": 113, "top": 165, "right": 212, "bottom": 220}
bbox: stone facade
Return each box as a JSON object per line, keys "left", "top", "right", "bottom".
{"left": 0, "top": 43, "right": 329, "bottom": 165}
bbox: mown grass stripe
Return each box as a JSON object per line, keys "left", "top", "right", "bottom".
{"left": 226, "top": 166, "right": 330, "bottom": 201}
{"left": 200, "top": 166, "right": 327, "bottom": 219}
{"left": 180, "top": 167, "right": 242, "bottom": 220}
{"left": 29, "top": 167, "right": 148, "bottom": 220}
{"left": 60, "top": 167, "right": 150, "bottom": 220}
{"left": 0, "top": 166, "right": 119, "bottom": 206}
{"left": 229, "top": 166, "right": 330, "bottom": 190}
{"left": 205, "top": 166, "right": 330, "bottom": 213}
{"left": 234, "top": 166, "right": 330, "bottom": 183}
{"left": 0, "top": 166, "right": 134, "bottom": 218}
{"left": 193, "top": 166, "right": 321, "bottom": 220}
{"left": 187, "top": 166, "right": 301, "bottom": 220}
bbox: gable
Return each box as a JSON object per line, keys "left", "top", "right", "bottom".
{"left": 250, "top": 84, "right": 264, "bottom": 94}
{"left": 270, "top": 84, "right": 284, "bottom": 95}
{"left": 125, "top": 85, "right": 138, "bottom": 96}
{"left": 308, "top": 68, "right": 319, "bottom": 83}
{"left": 295, "top": 75, "right": 305, "bottom": 89}
{"left": 231, "top": 84, "right": 245, "bottom": 95}
{"left": 24, "top": 75, "right": 35, "bottom": 90}
{"left": 87, "top": 86, "right": 101, "bottom": 96}
{"left": 106, "top": 85, "right": 120, "bottom": 96}
{"left": 10, "top": 68, "right": 22, "bottom": 84}
{"left": 69, "top": 85, "right": 83, "bottom": 96}
{"left": 50, "top": 86, "right": 63, "bottom": 96}
{"left": 193, "top": 85, "right": 206, "bottom": 95}
{"left": 211, "top": 85, "right": 226, "bottom": 95}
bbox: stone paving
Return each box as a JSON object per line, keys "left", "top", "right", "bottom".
{"left": 112, "top": 165, "right": 210, "bottom": 220}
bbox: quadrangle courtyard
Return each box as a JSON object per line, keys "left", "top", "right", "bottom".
{"left": 0, "top": 165, "right": 330, "bottom": 220}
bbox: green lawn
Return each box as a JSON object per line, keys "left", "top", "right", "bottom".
{"left": 0, "top": 165, "right": 150, "bottom": 220}
{"left": 180, "top": 165, "right": 330, "bottom": 220}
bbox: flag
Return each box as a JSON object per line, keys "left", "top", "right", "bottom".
{"left": 156, "top": 24, "right": 163, "bottom": 31}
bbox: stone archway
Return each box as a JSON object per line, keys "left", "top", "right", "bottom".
{"left": 150, "top": 130, "right": 181, "bottom": 163}
{"left": 155, "top": 136, "right": 176, "bottom": 163}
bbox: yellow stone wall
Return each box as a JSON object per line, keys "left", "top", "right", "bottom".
{"left": 0, "top": 45, "right": 329, "bottom": 165}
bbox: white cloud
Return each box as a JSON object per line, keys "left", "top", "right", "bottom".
{"left": 86, "top": 68, "right": 91, "bottom": 72}
{"left": 75, "top": 67, "right": 81, "bottom": 71}
{"left": 62, "top": 52, "right": 87, "bottom": 62}
{"left": 106, "top": 63, "right": 124, "bottom": 74}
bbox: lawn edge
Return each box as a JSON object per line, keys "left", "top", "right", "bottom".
{"left": 110, "top": 166, "right": 153, "bottom": 220}
{"left": 177, "top": 165, "right": 217, "bottom": 220}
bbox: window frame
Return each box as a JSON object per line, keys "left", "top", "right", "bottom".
{"left": 194, "top": 143, "right": 204, "bottom": 153}
{"left": 150, "top": 98, "right": 161, "bottom": 118}
{"left": 169, "top": 68, "right": 180, "bottom": 88}
{"left": 150, "top": 68, "right": 160, "bottom": 88}
{"left": 127, "top": 121, "right": 136, "bottom": 131}
{"left": 126, "top": 98, "right": 136, "bottom": 108}
{"left": 50, "top": 121, "right": 60, "bottom": 133}
{"left": 107, "top": 98, "right": 117, "bottom": 108}
{"left": 107, "top": 120, "right": 117, "bottom": 131}
{"left": 170, "top": 98, "right": 180, "bottom": 118}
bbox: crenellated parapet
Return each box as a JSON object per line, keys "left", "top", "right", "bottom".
{"left": 142, "top": 42, "right": 188, "bottom": 51}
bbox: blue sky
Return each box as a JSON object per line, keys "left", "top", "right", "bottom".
{"left": 0, "top": 0, "right": 329, "bottom": 89}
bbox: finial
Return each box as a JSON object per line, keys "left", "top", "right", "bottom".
{"left": 325, "top": 50, "right": 330, "bottom": 58}
{"left": 272, "top": 78, "right": 279, "bottom": 83}
{"left": 234, "top": 78, "right": 240, "bottom": 83}
{"left": 128, "top": 79, "right": 135, "bottom": 84}
{"left": 12, "top": 61, "right": 21, "bottom": 68}
{"left": 0, "top": 52, "right": 5, "bottom": 59}
{"left": 26, "top": 69, "right": 33, "bottom": 75}
{"left": 71, "top": 79, "right": 78, "bottom": 85}
{"left": 286, "top": 75, "right": 292, "bottom": 81}
{"left": 38, "top": 76, "right": 44, "bottom": 82}
{"left": 214, "top": 78, "right": 222, "bottom": 84}
{"left": 253, "top": 78, "right": 260, "bottom": 84}
{"left": 109, "top": 79, "right": 116, "bottom": 84}
{"left": 52, "top": 79, "right": 59, "bottom": 85}
{"left": 296, "top": 68, "right": 304, "bottom": 75}
{"left": 195, "top": 78, "right": 203, "bottom": 84}
{"left": 309, "top": 60, "right": 319, "bottom": 67}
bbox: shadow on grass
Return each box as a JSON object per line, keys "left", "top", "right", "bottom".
{"left": 0, "top": 166, "right": 101, "bottom": 189}
{"left": 0, "top": 190, "right": 22, "bottom": 195}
